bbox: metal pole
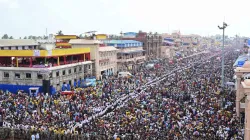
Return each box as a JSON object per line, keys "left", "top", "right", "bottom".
{"left": 221, "top": 27, "right": 225, "bottom": 88}
{"left": 218, "top": 22, "right": 228, "bottom": 88}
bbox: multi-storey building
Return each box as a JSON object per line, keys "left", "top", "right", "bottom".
{"left": 69, "top": 39, "right": 118, "bottom": 80}
{"left": 0, "top": 39, "right": 92, "bottom": 93}
{"left": 122, "top": 31, "right": 162, "bottom": 60}
{"left": 103, "top": 40, "right": 146, "bottom": 71}
{"left": 98, "top": 46, "right": 118, "bottom": 78}
{"left": 55, "top": 35, "right": 77, "bottom": 48}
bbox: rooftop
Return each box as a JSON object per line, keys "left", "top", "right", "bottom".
{"left": 69, "top": 39, "right": 102, "bottom": 45}
{"left": 103, "top": 40, "right": 142, "bottom": 44}
{"left": 99, "top": 46, "right": 118, "bottom": 52}
{"left": 0, "top": 39, "right": 38, "bottom": 47}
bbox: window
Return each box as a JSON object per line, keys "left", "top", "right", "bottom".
{"left": 4, "top": 72, "right": 9, "bottom": 78}
{"left": 15, "top": 73, "right": 20, "bottom": 79}
{"left": 8, "top": 47, "right": 11, "bottom": 50}
{"left": 74, "top": 67, "right": 77, "bottom": 73}
{"left": 28, "top": 46, "right": 32, "bottom": 49}
{"left": 89, "top": 65, "right": 91, "bottom": 69}
{"left": 56, "top": 71, "right": 59, "bottom": 77}
{"left": 62, "top": 70, "right": 65, "bottom": 75}
{"left": 79, "top": 66, "right": 82, "bottom": 71}
{"left": 1, "top": 47, "right": 3, "bottom": 50}
{"left": 16, "top": 46, "right": 18, "bottom": 50}
{"left": 37, "top": 74, "right": 43, "bottom": 79}
{"left": 34, "top": 46, "right": 37, "bottom": 49}
{"left": 68, "top": 69, "right": 71, "bottom": 74}
{"left": 26, "top": 73, "right": 31, "bottom": 78}
{"left": 22, "top": 46, "right": 25, "bottom": 50}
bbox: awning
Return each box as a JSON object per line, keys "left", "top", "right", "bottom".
{"left": 233, "top": 55, "right": 248, "bottom": 67}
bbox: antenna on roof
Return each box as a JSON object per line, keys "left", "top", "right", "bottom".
{"left": 84, "top": 31, "right": 97, "bottom": 40}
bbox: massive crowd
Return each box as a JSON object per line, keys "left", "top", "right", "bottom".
{"left": 0, "top": 48, "right": 244, "bottom": 139}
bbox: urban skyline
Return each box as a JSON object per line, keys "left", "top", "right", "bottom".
{"left": 0, "top": 0, "right": 249, "bottom": 38}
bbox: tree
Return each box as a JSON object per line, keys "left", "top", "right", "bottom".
{"left": 19, "top": 37, "right": 21, "bottom": 39}
{"left": 2, "top": 34, "right": 9, "bottom": 39}
{"left": 79, "top": 34, "right": 83, "bottom": 39}
{"left": 43, "top": 35, "right": 48, "bottom": 39}
{"left": 24, "top": 36, "right": 27, "bottom": 39}
{"left": 32, "top": 36, "right": 37, "bottom": 40}
{"left": 57, "top": 30, "right": 63, "bottom": 35}
{"left": 9, "top": 36, "right": 14, "bottom": 39}
{"left": 28, "top": 36, "right": 32, "bottom": 39}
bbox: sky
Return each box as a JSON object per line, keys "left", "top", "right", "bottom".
{"left": 0, "top": 0, "right": 249, "bottom": 38}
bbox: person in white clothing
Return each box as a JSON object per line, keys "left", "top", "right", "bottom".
{"left": 31, "top": 134, "right": 35, "bottom": 140}
{"left": 35, "top": 133, "right": 40, "bottom": 140}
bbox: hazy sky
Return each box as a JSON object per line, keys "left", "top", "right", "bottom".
{"left": 0, "top": 0, "right": 249, "bottom": 38}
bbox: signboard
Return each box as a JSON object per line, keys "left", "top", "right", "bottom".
{"left": 238, "top": 61, "right": 245, "bottom": 67}
{"left": 47, "top": 50, "right": 52, "bottom": 56}
{"left": 33, "top": 50, "right": 40, "bottom": 56}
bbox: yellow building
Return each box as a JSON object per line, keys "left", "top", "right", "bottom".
{"left": 96, "top": 34, "right": 107, "bottom": 40}
{"left": 0, "top": 39, "right": 93, "bottom": 92}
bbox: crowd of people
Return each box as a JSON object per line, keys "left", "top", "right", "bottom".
{"left": 0, "top": 48, "right": 244, "bottom": 139}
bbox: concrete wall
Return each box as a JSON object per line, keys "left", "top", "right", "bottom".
{"left": 71, "top": 44, "right": 100, "bottom": 80}
{"left": 99, "top": 50, "right": 117, "bottom": 77}
{"left": 0, "top": 62, "right": 93, "bottom": 88}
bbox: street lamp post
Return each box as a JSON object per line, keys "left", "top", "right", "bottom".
{"left": 218, "top": 22, "right": 228, "bottom": 88}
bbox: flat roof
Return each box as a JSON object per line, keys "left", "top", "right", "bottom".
{"left": 99, "top": 46, "right": 118, "bottom": 52}
{"left": 69, "top": 39, "right": 102, "bottom": 45}
{"left": 0, "top": 39, "right": 38, "bottom": 47}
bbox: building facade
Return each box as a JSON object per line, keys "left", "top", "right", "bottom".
{"left": 161, "top": 46, "right": 175, "bottom": 59}
{"left": 0, "top": 39, "right": 92, "bottom": 93}
{"left": 55, "top": 35, "right": 77, "bottom": 48}
{"left": 122, "top": 31, "right": 162, "bottom": 60}
{"left": 69, "top": 39, "right": 102, "bottom": 80}
{"left": 103, "top": 40, "right": 146, "bottom": 71}
{"left": 98, "top": 46, "right": 118, "bottom": 78}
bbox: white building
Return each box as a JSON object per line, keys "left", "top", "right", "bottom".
{"left": 103, "top": 40, "right": 146, "bottom": 71}
{"left": 99, "top": 46, "right": 118, "bottom": 78}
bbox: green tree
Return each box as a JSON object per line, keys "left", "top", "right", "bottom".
{"left": 57, "top": 30, "right": 63, "bottom": 35}
{"left": 43, "top": 35, "right": 48, "bottom": 39}
{"left": 28, "top": 36, "right": 32, "bottom": 39}
{"left": 32, "top": 36, "right": 37, "bottom": 40}
{"left": 79, "top": 34, "right": 84, "bottom": 39}
{"left": 2, "top": 34, "right": 9, "bottom": 39}
{"left": 9, "top": 36, "right": 14, "bottom": 39}
{"left": 24, "top": 36, "right": 27, "bottom": 39}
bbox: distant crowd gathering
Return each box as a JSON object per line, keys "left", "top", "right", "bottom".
{"left": 0, "top": 48, "right": 245, "bottom": 140}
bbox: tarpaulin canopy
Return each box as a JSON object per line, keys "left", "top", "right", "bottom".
{"left": 233, "top": 55, "right": 248, "bottom": 67}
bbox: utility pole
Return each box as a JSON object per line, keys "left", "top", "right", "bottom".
{"left": 236, "top": 34, "right": 238, "bottom": 48}
{"left": 218, "top": 22, "right": 228, "bottom": 88}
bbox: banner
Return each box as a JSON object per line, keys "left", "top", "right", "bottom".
{"left": 33, "top": 50, "right": 40, "bottom": 56}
